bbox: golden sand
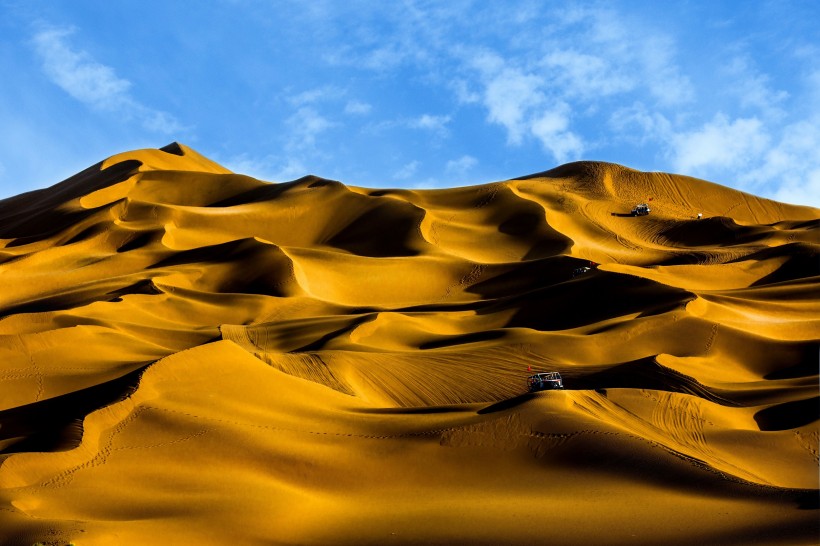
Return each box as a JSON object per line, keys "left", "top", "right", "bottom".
{"left": 0, "top": 143, "right": 817, "bottom": 545}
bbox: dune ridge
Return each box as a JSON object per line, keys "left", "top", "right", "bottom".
{"left": 0, "top": 143, "right": 817, "bottom": 545}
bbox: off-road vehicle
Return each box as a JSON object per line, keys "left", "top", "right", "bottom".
{"left": 527, "top": 371, "right": 564, "bottom": 392}
{"left": 631, "top": 203, "right": 651, "bottom": 216}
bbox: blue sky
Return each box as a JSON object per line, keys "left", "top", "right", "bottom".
{"left": 1, "top": 1, "right": 819, "bottom": 206}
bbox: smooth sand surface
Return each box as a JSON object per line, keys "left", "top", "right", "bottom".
{"left": 0, "top": 143, "right": 817, "bottom": 545}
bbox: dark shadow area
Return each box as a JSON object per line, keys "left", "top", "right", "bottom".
{"left": 159, "top": 141, "right": 185, "bottom": 156}
{"left": 150, "top": 238, "right": 265, "bottom": 268}
{"left": 787, "top": 218, "right": 820, "bottom": 230}
{"left": 658, "top": 216, "right": 768, "bottom": 247}
{"left": 307, "top": 178, "right": 341, "bottom": 188}
{"left": 420, "top": 330, "right": 506, "bottom": 350}
{"left": 0, "top": 365, "right": 149, "bottom": 455}
{"left": 207, "top": 176, "right": 322, "bottom": 207}
{"left": 61, "top": 223, "right": 110, "bottom": 246}
{"left": 754, "top": 396, "right": 820, "bottom": 431}
{"left": 0, "top": 276, "right": 172, "bottom": 317}
{"left": 325, "top": 201, "right": 424, "bottom": 257}
{"left": 569, "top": 357, "right": 739, "bottom": 405}
{"left": 764, "top": 349, "right": 820, "bottom": 380}
{"left": 490, "top": 187, "right": 573, "bottom": 260}
{"left": 107, "top": 279, "right": 164, "bottom": 299}
{"left": 547, "top": 436, "right": 820, "bottom": 542}
{"left": 745, "top": 244, "right": 820, "bottom": 286}
{"left": 500, "top": 271, "right": 693, "bottom": 331}
{"left": 467, "top": 256, "right": 595, "bottom": 299}
{"left": 354, "top": 405, "right": 468, "bottom": 415}
{"left": 477, "top": 392, "right": 537, "bottom": 414}
{"left": 498, "top": 211, "right": 542, "bottom": 236}
{"left": 656, "top": 251, "right": 714, "bottom": 266}
{"left": 149, "top": 238, "right": 295, "bottom": 297}
{"left": 796, "top": 490, "right": 820, "bottom": 510}
{"left": 117, "top": 230, "right": 160, "bottom": 253}
{"left": 610, "top": 212, "right": 634, "bottom": 217}
{"left": 0, "top": 159, "right": 141, "bottom": 244}
{"left": 290, "top": 315, "right": 373, "bottom": 352}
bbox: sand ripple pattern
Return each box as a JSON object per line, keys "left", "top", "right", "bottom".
{"left": 0, "top": 145, "right": 817, "bottom": 545}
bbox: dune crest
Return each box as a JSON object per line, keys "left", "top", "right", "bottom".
{"left": 1, "top": 144, "right": 817, "bottom": 545}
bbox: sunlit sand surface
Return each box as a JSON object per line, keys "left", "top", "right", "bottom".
{"left": 1, "top": 143, "right": 817, "bottom": 545}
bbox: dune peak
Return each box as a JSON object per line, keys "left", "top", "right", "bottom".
{"left": 0, "top": 144, "right": 817, "bottom": 545}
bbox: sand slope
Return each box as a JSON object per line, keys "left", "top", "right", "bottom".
{"left": 0, "top": 144, "right": 817, "bottom": 545}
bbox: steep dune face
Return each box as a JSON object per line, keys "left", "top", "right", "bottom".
{"left": 0, "top": 143, "right": 817, "bottom": 545}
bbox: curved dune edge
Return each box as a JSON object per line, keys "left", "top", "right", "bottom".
{"left": 0, "top": 143, "right": 817, "bottom": 544}
{"left": 1, "top": 341, "right": 817, "bottom": 545}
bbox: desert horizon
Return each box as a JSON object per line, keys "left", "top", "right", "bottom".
{"left": 0, "top": 142, "right": 817, "bottom": 545}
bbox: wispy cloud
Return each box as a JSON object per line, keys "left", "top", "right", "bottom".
{"left": 408, "top": 114, "right": 451, "bottom": 135}
{"left": 287, "top": 86, "right": 343, "bottom": 106}
{"left": 221, "top": 152, "right": 308, "bottom": 183}
{"left": 285, "top": 107, "right": 335, "bottom": 149}
{"left": 344, "top": 100, "right": 372, "bottom": 115}
{"left": 740, "top": 118, "right": 820, "bottom": 206}
{"left": 541, "top": 49, "right": 633, "bottom": 99}
{"left": 530, "top": 103, "right": 584, "bottom": 163}
{"left": 464, "top": 50, "right": 584, "bottom": 162}
{"left": 393, "top": 160, "right": 419, "bottom": 180}
{"left": 637, "top": 35, "right": 694, "bottom": 106}
{"left": 723, "top": 56, "right": 789, "bottom": 119}
{"left": 670, "top": 113, "right": 768, "bottom": 174}
{"left": 445, "top": 155, "right": 477, "bottom": 176}
{"left": 31, "top": 25, "right": 183, "bottom": 134}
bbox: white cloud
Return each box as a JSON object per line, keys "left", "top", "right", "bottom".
{"left": 542, "top": 49, "right": 633, "bottom": 98}
{"left": 31, "top": 25, "right": 182, "bottom": 134}
{"left": 740, "top": 119, "right": 820, "bottom": 206}
{"left": 344, "top": 100, "right": 372, "bottom": 115}
{"left": 771, "top": 167, "right": 820, "bottom": 208}
{"left": 451, "top": 79, "right": 481, "bottom": 104}
{"left": 220, "top": 153, "right": 309, "bottom": 183}
{"left": 609, "top": 102, "right": 672, "bottom": 145}
{"left": 670, "top": 113, "right": 768, "bottom": 174}
{"left": 445, "top": 155, "right": 477, "bottom": 175}
{"left": 285, "top": 107, "right": 335, "bottom": 149}
{"left": 481, "top": 66, "right": 544, "bottom": 145}
{"left": 724, "top": 56, "right": 788, "bottom": 118}
{"left": 409, "top": 114, "right": 451, "bottom": 135}
{"left": 461, "top": 49, "right": 588, "bottom": 162}
{"left": 552, "top": 7, "right": 691, "bottom": 107}
{"left": 637, "top": 35, "right": 694, "bottom": 106}
{"left": 530, "top": 104, "right": 584, "bottom": 163}
{"left": 393, "top": 160, "right": 419, "bottom": 180}
{"left": 288, "top": 86, "right": 343, "bottom": 106}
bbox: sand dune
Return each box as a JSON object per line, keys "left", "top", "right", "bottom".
{"left": 0, "top": 143, "right": 817, "bottom": 545}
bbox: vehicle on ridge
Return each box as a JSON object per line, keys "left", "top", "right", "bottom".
{"left": 527, "top": 371, "right": 564, "bottom": 392}
{"left": 631, "top": 203, "right": 651, "bottom": 216}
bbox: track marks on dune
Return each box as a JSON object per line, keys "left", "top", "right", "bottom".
{"left": 793, "top": 430, "right": 819, "bottom": 463}
{"left": 575, "top": 390, "right": 772, "bottom": 485}
{"left": 439, "top": 412, "right": 578, "bottom": 458}
{"left": 440, "top": 264, "right": 485, "bottom": 302}
{"left": 255, "top": 352, "right": 355, "bottom": 396}
{"left": 320, "top": 348, "right": 528, "bottom": 406}
{"left": 15, "top": 335, "right": 43, "bottom": 403}
{"left": 139, "top": 404, "right": 454, "bottom": 442}
{"left": 703, "top": 323, "right": 719, "bottom": 354}
{"left": 39, "top": 406, "right": 149, "bottom": 489}
{"left": 34, "top": 406, "right": 209, "bottom": 490}
{"left": 650, "top": 392, "right": 711, "bottom": 457}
